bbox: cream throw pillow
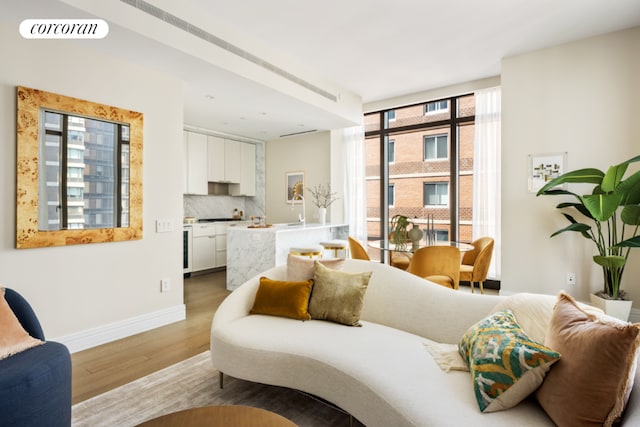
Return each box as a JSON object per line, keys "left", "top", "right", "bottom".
{"left": 286, "top": 254, "right": 345, "bottom": 281}
{"left": 490, "top": 293, "right": 556, "bottom": 344}
{"left": 1, "top": 287, "right": 44, "bottom": 360}
{"left": 308, "top": 262, "right": 371, "bottom": 326}
{"left": 491, "top": 292, "right": 603, "bottom": 344}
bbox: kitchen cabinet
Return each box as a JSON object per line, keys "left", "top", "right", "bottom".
{"left": 192, "top": 223, "right": 216, "bottom": 271}
{"left": 207, "top": 137, "right": 241, "bottom": 184}
{"left": 229, "top": 142, "right": 256, "bottom": 197}
{"left": 184, "top": 131, "right": 208, "bottom": 195}
{"left": 214, "top": 222, "right": 228, "bottom": 267}
{"left": 185, "top": 129, "right": 257, "bottom": 194}
{"left": 206, "top": 136, "right": 225, "bottom": 182}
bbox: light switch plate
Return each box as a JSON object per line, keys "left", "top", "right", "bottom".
{"left": 156, "top": 219, "right": 174, "bottom": 233}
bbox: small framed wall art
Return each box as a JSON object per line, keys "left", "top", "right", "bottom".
{"left": 528, "top": 152, "right": 567, "bottom": 193}
{"left": 286, "top": 171, "right": 304, "bottom": 203}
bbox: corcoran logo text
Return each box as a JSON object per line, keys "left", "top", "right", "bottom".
{"left": 19, "top": 19, "right": 109, "bottom": 39}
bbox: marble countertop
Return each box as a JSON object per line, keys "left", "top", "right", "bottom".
{"left": 228, "top": 223, "right": 347, "bottom": 232}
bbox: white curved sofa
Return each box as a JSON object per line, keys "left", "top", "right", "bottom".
{"left": 210, "top": 259, "right": 640, "bottom": 426}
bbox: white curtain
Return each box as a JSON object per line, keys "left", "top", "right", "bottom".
{"left": 473, "top": 87, "right": 501, "bottom": 279}
{"left": 342, "top": 125, "right": 367, "bottom": 242}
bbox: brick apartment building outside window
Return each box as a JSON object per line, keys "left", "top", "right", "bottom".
{"left": 364, "top": 94, "right": 475, "bottom": 261}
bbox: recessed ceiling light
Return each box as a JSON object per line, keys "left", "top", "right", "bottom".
{"left": 259, "top": 112, "right": 267, "bottom": 116}
{"left": 205, "top": 94, "right": 215, "bottom": 99}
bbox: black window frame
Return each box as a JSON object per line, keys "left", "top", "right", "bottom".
{"left": 364, "top": 94, "right": 474, "bottom": 245}
{"left": 42, "top": 110, "right": 130, "bottom": 230}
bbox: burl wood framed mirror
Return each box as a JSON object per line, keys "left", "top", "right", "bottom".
{"left": 16, "top": 86, "right": 143, "bottom": 248}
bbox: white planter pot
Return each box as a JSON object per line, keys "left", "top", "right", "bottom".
{"left": 318, "top": 207, "right": 327, "bottom": 224}
{"left": 589, "top": 293, "right": 633, "bottom": 321}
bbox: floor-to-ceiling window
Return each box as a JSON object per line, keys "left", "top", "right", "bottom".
{"left": 364, "top": 94, "right": 475, "bottom": 262}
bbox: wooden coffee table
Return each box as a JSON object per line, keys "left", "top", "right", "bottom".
{"left": 137, "top": 405, "right": 297, "bottom": 427}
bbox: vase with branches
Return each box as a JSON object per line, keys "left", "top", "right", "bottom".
{"left": 307, "top": 184, "right": 338, "bottom": 224}
{"left": 307, "top": 184, "right": 339, "bottom": 208}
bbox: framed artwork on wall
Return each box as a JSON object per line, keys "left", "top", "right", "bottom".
{"left": 286, "top": 171, "right": 304, "bottom": 203}
{"left": 528, "top": 152, "right": 567, "bottom": 193}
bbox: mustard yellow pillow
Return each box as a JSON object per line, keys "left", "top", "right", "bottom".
{"left": 249, "top": 277, "right": 314, "bottom": 320}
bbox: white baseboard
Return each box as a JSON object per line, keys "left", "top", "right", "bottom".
{"left": 53, "top": 304, "right": 186, "bottom": 353}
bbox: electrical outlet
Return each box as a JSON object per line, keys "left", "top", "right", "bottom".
{"left": 160, "top": 278, "right": 170, "bottom": 292}
{"left": 566, "top": 272, "right": 576, "bottom": 285}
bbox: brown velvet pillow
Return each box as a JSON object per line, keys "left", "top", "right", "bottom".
{"left": 308, "top": 262, "right": 372, "bottom": 326}
{"left": 535, "top": 292, "right": 640, "bottom": 427}
{"left": 249, "top": 277, "right": 314, "bottom": 321}
{"left": 286, "top": 254, "right": 345, "bottom": 281}
{"left": 1, "top": 288, "right": 44, "bottom": 360}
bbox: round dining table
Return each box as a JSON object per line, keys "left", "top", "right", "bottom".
{"left": 368, "top": 239, "right": 474, "bottom": 253}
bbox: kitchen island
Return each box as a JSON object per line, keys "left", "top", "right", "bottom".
{"left": 226, "top": 223, "right": 349, "bottom": 290}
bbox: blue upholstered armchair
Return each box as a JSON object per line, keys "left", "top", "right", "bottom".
{"left": 0, "top": 288, "right": 72, "bottom": 427}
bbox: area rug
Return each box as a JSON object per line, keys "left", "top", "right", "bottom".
{"left": 72, "top": 351, "right": 359, "bottom": 426}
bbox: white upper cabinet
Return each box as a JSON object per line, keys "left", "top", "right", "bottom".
{"left": 207, "top": 137, "right": 241, "bottom": 184}
{"left": 223, "top": 139, "right": 242, "bottom": 184}
{"left": 185, "top": 130, "right": 256, "bottom": 195}
{"left": 184, "top": 131, "right": 208, "bottom": 195}
{"left": 207, "top": 136, "right": 225, "bottom": 182}
{"left": 229, "top": 142, "right": 256, "bottom": 197}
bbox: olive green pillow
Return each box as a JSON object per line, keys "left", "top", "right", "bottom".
{"left": 249, "top": 277, "right": 314, "bottom": 321}
{"left": 308, "top": 262, "right": 372, "bottom": 326}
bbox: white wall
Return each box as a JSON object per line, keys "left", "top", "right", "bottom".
{"left": 265, "top": 132, "right": 332, "bottom": 224}
{"left": 0, "top": 24, "right": 185, "bottom": 344}
{"left": 501, "top": 27, "right": 640, "bottom": 305}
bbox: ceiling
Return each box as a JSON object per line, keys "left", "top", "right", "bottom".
{"left": 4, "top": 0, "right": 640, "bottom": 141}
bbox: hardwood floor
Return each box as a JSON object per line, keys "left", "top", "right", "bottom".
{"left": 71, "top": 270, "right": 230, "bottom": 404}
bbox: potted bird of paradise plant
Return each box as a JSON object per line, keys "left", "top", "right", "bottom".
{"left": 536, "top": 154, "right": 640, "bottom": 320}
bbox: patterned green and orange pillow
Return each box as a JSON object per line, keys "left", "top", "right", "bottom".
{"left": 458, "top": 309, "right": 560, "bottom": 413}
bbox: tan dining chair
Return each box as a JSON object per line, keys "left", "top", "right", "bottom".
{"left": 460, "top": 237, "right": 494, "bottom": 294}
{"left": 407, "top": 245, "right": 461, "bottom": 289}
{"left": 348, "top": 236, "right": 371, "bottom": 261}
